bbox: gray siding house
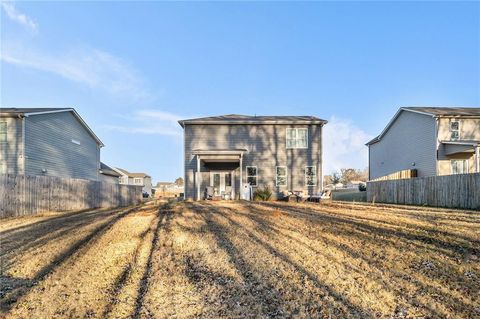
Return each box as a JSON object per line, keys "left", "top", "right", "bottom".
{"left": 367, "top": 107, "right": 480, "bottom": 180}
{"left": 99, "top": 162, "right": 121, "bottom": 184}
{"left": 0, "top": 108, "right": 103, "bottom": 180}
{"left": 179, "top": 114, "right": 327, "bottom": 201}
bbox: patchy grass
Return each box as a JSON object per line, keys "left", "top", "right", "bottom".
{"left": 1, "top": 201, "right": 479, "bottom": 318}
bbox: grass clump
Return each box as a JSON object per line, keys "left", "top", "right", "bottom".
{"left": 253, "top": 187, "right": 272, "bottom": 201}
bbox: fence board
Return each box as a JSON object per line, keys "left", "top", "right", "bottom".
{"left": 367, "top": 173, "right": 480, "bottom": 210}
{"left": 0, "top": 174, "right": 143, "bottom": 218}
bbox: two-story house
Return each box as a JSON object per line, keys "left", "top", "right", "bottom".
{"left": 179, "top": 114, "right": 327, "bottom": 201}
{"left": 0, "top": 108, "right": 104, "bottom": 180}
{"left": 367, "top": 107, "right": 480, "bottom": 180}
{"left": 113, "top": 167, "right": 152, "bottom": 195}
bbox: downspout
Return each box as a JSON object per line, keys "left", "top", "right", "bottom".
{"left": 320, "top": 124, "right": 324, "bottom": 191}
{"left": 475, "top": 144, "right": 480, "bottom": 173}
{"left": 19, "top": 114, "right": 26, "bottom": 175}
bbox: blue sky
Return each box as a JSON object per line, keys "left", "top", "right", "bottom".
{"left": 1, "top": 1, "right": 479, "bottom": 183}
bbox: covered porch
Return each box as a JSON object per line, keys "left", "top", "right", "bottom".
{"left": 193, "top": 149, "right": 247, "bottom": 201}
{"left": 439, "top": 141, "right": 480, "bottom": 174}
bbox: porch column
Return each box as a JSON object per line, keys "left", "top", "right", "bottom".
{"left": 196, "top": 155, "right": 201, "bottom": 201}
{"left": 239, "top": 153, "right": 243, "bottom": 200}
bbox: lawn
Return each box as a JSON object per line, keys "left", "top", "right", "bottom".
{"left": 0, "top": 200, "right": 479, "bottom": 318}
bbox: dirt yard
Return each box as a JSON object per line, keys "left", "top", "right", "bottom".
{"left": 1, "top": 201, "right": 479, "bottom": 318}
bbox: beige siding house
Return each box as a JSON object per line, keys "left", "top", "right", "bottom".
{"left": 367, "top": 107, "right": 480, "bottom": 180}
{"left": 179, "top": 114, "right": 327, "bottom": 201}
{"left": 114, "top": 167, "right": 152, "bottom": 196}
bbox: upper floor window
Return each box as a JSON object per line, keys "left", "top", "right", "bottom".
{"left": 276, "top": 166, "right": 287, "bottom": 186}
{"left": 450, "top": 120, "right": 460, "bottom": 140}
{"left": 246, "top": 166, "right": 257, "bottom": 186}
{"left": 134, "top": 178, "right": 143, "bottom": 184}
{"left": 0, "top": 122, "right": 6, "bottom": 142}
{"left": 286, "top": 128, "right": 308, "bottom": 149}
{"left": 305, "top": 166, "right": 317, "bottom": 186}
{"left": 451, "top": 159, "right": 468, "bottom": 175}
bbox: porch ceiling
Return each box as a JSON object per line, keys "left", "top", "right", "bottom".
{"left": 192, "top": 149, "right": 247, "bottom": 155}
{"left": 201, "top": 155, "right": 240, "bottom": 163}
{"left": 441, "top": 141, "right": 477, "bottom": 156}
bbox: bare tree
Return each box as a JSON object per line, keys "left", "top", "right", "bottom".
{"left": 332, "top": 172, "right": 341, "bottom": 190}
{"left": 175, "top": 177, "right": 184, "bottom": 186}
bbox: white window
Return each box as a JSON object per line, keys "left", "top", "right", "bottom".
{"left": 0, "top": 122, "right": 6, "bottom": 142}
{"left": 276, "top": 166, "right": 287, "bottom": 186}
{"left": 451, "top": 160, "right": 468, "bottom": 175}
{"left": 305, "top": 166, "right": 317, "bottom": 186}
{"left": 246, "top": 166, "right": 257, "bottom": 186}
{"left": 450, "top": 120, "right": 460, "bottom": 140}
{"left": 286, "top": 128, "right": 308, "bottom": 149}
{"left": 134, "top": 178, "right": 143, "bottom": 185}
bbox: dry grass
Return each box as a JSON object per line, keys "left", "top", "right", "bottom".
{"left": 1, "top": 200, "right": 478, "bottom": 318}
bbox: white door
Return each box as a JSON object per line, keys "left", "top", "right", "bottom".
{"left": 210, "top": 171, "right": 234, "bottom": 197}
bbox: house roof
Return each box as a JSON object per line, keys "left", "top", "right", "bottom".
{"left": 403, "top": 107, "right": 480, "bottom": 117}
{"left": 178, "top": 114, "right": 327, "bottom": 128}
{"left": 366, "top": 106, "right": 480, "bottom": 146}
{"left": 0, "top": 107, "right": 104, "bottom": 147}
{"left": 114, "top": 167, "right": 151, "bottom": 178}
{"left": 0, "top": 108, "right": 72, "bottom": 115}
{"left": 99, "top": 162, "right": 121, "bottom": 177}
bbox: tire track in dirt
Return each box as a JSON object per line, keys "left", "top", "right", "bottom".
{"left": 132, "top": 207, "right": 173, "bottom": 319}
{"left": 102, "top": 202, "right": 174, "bottom": 319}
{"left": 1, "top": 206, "right": 139, "bottom": 313}
{"left": 101, "top": 213, "right": 158, "bottom": 318}
{"left": 2, "top": 204, "right": 155, "bottom": 318}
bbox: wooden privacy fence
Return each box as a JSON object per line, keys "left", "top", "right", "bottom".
{"left": 0, "top": 174, "right": 143, "bottom": 218}
{"left": 371, "top": 169, "right": 417, "bottom": 182}
{"left": 367, "top": 173, "right": 480, "bottom": 210}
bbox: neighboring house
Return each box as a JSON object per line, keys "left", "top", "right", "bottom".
{"left": 367, "top": 107, "right": 480, "bottom": 180}
{"left": 179, "top": 114, "right": 327, "bottom": 201}
{"left": 154, "top": 182, "right": 183, "bottom": 192}
{"left": 0, "top": 108, "right": 103, "bottom": 180}
{"left": 99, "top": 162, "right": 121, "bottom": 184}
{"left": 114, "top": 168, "right": 152, "bottom": 195}
{"left": 346, "top": 180, "right": 366, "bottom": 189}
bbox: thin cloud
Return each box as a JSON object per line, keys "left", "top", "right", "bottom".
{"left": 323, "top": 116, "right": 372, "bottom": 175}
{"left": 1, "top": 46, "right": 151, "bottom": 101}
{"left": 1, "top": 2, "right": 38, "bottom": 32}
{"left": 103, "top": 110, "right": 186, "bottom": 137}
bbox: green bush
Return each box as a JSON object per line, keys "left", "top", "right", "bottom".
{"left": 253, "top": 187, "right": 272, "bottom": 201}
{"left": 358, "top": 183, "right": 367, "bottom": 192}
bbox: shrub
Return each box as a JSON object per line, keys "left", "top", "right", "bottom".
{"left": 253, "top": 187, "right": 272, "bottom": 201}
{"left": 358, "top": 183, "right": 367, "bottom": 192}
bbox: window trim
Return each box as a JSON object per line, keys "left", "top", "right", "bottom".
{"left": 305, "top": 166, "right": 317, "bottom": 186}
{"left": 134, "top": 177, "right": 143, "bottom": 184}
{"left": 246, "top": 166, "right": 257, "bottom": 186}
{"left": 276, "top": 166, "right": 288, "bottom": 187}
{"left": 451, "top": 159, "right": 469, "bottom": 175}
{"left": 286, "top": 128, "right": 308, "bottom": 149}
{"left": 449, "top": 119, "right": 460, "bottom": 140}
